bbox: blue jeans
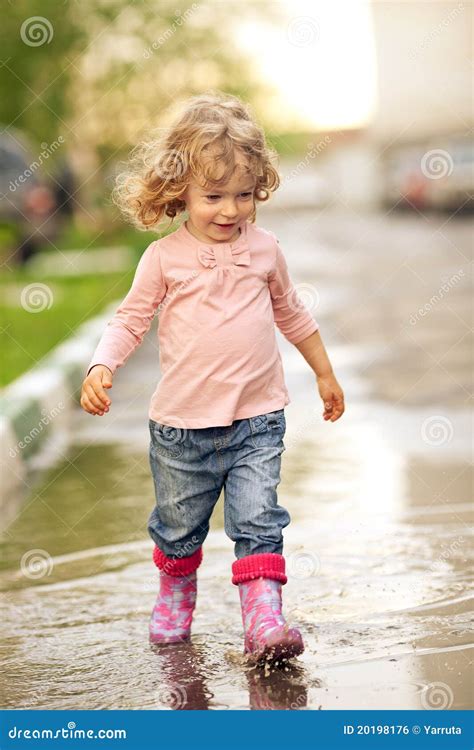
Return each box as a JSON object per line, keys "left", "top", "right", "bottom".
{"left": 147, "top": 409, "right": 290, "bottom": 560}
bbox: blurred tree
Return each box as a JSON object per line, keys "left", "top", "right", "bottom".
{"left": 0, "top": 0, "right": 85, "bottom": 147}
{"left": 2, "top": 0, "right": 285, "bottom": 224}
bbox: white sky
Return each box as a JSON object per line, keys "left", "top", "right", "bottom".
{"left": 236, "top": 0, "right": 377, "bottom": 131}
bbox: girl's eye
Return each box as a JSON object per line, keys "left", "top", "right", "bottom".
{"left": 205, "top": 192, "right": 253, "bottom": 200}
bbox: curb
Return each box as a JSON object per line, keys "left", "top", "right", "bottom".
{"left": 0, "top": 300, "right": 119, "bottom": 507}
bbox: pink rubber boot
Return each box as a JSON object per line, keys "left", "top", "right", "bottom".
{"left": 232, "top": 552, "right": 304, "bottom": 662}
{"left": 149, "top": 546, "right": 202, "bottom": 644}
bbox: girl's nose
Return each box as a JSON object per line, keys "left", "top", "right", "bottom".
{"left": 221, "top": 201, "right": 238, "bottom": 218}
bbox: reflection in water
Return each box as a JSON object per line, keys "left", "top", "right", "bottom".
{"left": 245, "top": 662, "right": 310, "bottom": 711}
{"left": 150, "top": 642, "right": 212, "bottom": 710}
{"left": 148, "top": 642, "right": 310, "bottom": 711}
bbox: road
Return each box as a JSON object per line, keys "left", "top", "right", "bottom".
{"left": 1, "top": 206, "right": 472, "bottom": 710}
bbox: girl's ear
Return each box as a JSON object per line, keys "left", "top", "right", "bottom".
{"left": 181, "top": 185, "right": 190, "bottom": 205}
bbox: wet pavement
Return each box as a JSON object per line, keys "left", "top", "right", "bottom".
{"left": 1, "top": 207, "right": 472, "bottom": 710}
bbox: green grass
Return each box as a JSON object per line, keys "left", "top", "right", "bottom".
{"left": 0, "top": 268, "right": 136, "bottom": 387}
{"left": 44, "top": 221, "right": 160, "bottom": 260}
{"left": 0, "top": 214, "right": 173, "bottom": 265}
{"left": 0, "top": 216, "right": 178, "bottom": 386}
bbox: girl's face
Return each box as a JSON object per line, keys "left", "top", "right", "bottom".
{"left": 182, "top": 162, "right": 256, "bottom": 244}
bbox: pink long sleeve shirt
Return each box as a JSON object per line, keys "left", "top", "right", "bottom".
{"left": 86, "top": 218, "right": 319, "bottom": 428}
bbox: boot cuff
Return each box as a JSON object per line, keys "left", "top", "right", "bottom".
{"left": 153, "top": 545, "right": 203, "bottom": 576}
{"left": 232, "top": 552, "right": 287, "bottom": 585}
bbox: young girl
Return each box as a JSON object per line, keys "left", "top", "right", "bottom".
{"left": 81, "top": 91, "right": 344, "bottom": 663}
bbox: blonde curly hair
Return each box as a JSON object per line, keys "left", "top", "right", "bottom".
{"left": 112, "top": 90, "right": 281, "bottom": 231}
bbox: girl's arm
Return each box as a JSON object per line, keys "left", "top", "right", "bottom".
{"left": 293, "top": 329, "right": 331, "bottom": 377}
{"left": 295, "top": 330, "right": 345, "bottom": 422}
{"left": 85, "top": 240, "right": 167, "bottom": 377}
{"left": 267, "top": 233, "right": 344, "bottom": 422}
{"left": 267, "top": 238, "right": 319, "bottom": 345}
{"left": 81, "top": 241, "right": 167, "bottom": 417}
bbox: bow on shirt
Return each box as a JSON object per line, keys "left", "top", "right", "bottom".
{"left": 197, "top": 241, "right": 250, "bottom": 271}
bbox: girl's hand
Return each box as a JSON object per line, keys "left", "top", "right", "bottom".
{"left": 316, "top": 371, "right": 345, "bottom": 422}
{"left": 80, "top": 365, "right": 113, "bottom": 416}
